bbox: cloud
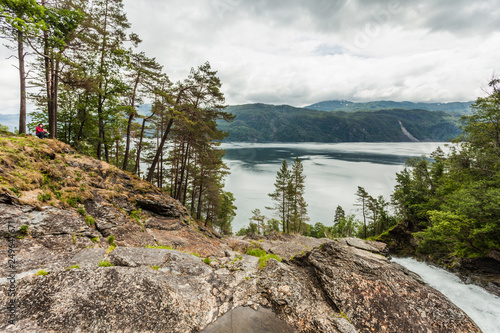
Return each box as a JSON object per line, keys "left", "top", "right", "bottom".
{"left": 0, "top": 0, "right": 499, "bottom": 115}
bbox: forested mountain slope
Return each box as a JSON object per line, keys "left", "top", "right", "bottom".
{"left": 305, "top": 100, "right": 473, "bottom": 114}
{"left": 218, "top": 104, "right": 461, "bottom": 142}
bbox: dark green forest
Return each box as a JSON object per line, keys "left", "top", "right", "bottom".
{"left": 218, "top": 104, "right": 461, "bottom": 142}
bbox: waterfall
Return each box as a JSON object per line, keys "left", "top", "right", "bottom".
{"left": 391, "top": 257, "right": 500, "bottom": 333}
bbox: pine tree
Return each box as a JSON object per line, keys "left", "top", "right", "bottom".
{"left": 290, "top": 157, "right": 308, "bottom": 232}
{"left": 268, "top": 159, "right": 291, "bottom": 233}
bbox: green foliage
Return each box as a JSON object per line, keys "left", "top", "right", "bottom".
{"left": 85, "top": 215, "right": 95, "bottom": 226}
{"left": 66, "top": 265, "right": 80, "bottom": 269}
{"left": 202, "top": 257, "right": 212, "bottom": 265}
{"left": 107, "top": 235, "right": 116, "bottom": 247}
{"left": 392, "top": 78, "right": 500, "bottom": 258}
{"left": 151, "top": 266, "right": 160, "bottom": 270}
{"left": 37, "top": 270, "right": 49, "bottom": 276}
{"left": 246, "top": 247, "right": 267, "bottom": 257}
{"left": 19, "top": 224, "right": 29, "bottom": 235}
{"left": 66, "top": 195, "right": 83, "bottom": 208}
{"left": 258, "top": 254, "right": 282, "bottom": 269}
{"left": 98, "top": 260, "right": 113, "bottom": 267}
{"left": 77, "top": 206, "right": 86, "bottom": 216}
{"left": 268, "top": 158, "right": 308, "bottom": 234}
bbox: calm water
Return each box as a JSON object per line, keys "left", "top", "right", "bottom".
{"left": 391, "top": 257, "right": 500, "bottom": 333}
{"left": 221, "top": 142, "right": 450, "bottom": 232}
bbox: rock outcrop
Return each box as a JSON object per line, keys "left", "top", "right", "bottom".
{"left": 0, "top": 138, "right": 482, "bottom": 332}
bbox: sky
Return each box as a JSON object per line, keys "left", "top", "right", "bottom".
{"left": 1, "top": 0, "right": 500, "bottom": 114}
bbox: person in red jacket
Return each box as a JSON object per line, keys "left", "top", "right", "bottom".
{"left": 35, "top": 123, "right": 47, "bottom": 139}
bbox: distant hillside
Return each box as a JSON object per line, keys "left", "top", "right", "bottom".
{"left": 305, "top": 100, "right": 473, "bottom": 114}
{"left": 218, "top": 103, "right": 461, "bottom": 142}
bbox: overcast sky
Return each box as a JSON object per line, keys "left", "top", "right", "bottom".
{"left": 1, "top": 0, "right": 500, "bottom": 114}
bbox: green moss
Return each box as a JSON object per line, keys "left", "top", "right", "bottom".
{"left": 202, "top": 257, "right": 213, "bottom": 265}
{"left": 66, "top": 265, "right": 80, "bottom": 269}
{"left": 90, "top": 237, "right": 99, "bottom": 243}
{"left": 151, "top": 266, "right": 160, "bottom": 270}
{"left": 37, "top": 270, "right": 49, "bottom": 276}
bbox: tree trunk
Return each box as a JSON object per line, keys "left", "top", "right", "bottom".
{"left": 17, "top": 30, "right": 26, "bottom": 135}
{"left": 122, "top": 111, "right": 135, "bottom": 170}
{"left": 146, "top": 118, "right": 174, "bottom": 182}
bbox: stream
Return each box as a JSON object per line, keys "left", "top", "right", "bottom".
{"left": 391, "top": 257, "right": 500, "bottom": 333}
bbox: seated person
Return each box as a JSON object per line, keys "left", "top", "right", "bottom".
{"left": 36, "top": 123, "right": 47, "bottom": 139}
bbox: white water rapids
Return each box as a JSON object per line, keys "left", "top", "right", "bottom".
{"left": 391, "top": 257, "right": 500, "bottom": 333}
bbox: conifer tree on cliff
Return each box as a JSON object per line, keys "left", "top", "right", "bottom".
{"left": 290, "top": 157, "right": 308, "bottom": 232}
{"left": 269, "top": 159, "right": 291, "bottom": 233}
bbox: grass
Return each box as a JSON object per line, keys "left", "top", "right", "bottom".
{"left": 77, "top": 206, "right": 86, "bottom": 216}
{"left": 37, "top": 270, "right": 49, "bottom": 276}
{"left": 106, "top": 246, "right": 116, "bottom": 255}
{"left": 66, "top": 264, "right": 80, "bottom": 269}
{"left": 151, "top": 266, "right": 160, "bottom": 270}
{"left": 107, "top": 235, "right": 116, "bottom": 247}
{"left": 202, "top": 257, "right": 212, "bottom": 265}
{"left": 145, "top": 245, "right": 173, "bottom": 250}
{"left": 246, "top": 247, "right": 267, "bottom": 257}
{"left": 98, "top": 260, "right": 113, "bottom": 267}
{"left": 19, "top": 224, "right": 29, "bottom": 235}
{"left": 85, "top": 215, "right": 95, "bottom": 226}
{"left": 258, "top": 254, "right": 282, "bottom": 269}
{"left": 37, "top": 192, "right": 52, "bottom": 202}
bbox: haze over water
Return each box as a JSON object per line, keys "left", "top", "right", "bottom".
{"left": 221, "top": 142, "right": 450, "bottom": 232}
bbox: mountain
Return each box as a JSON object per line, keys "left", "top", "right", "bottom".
{"left": 218, "top": 103, "right": 461, "bottom": 142}
{"left": 305, "top": 100, "right": 473, "bottom": 114}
